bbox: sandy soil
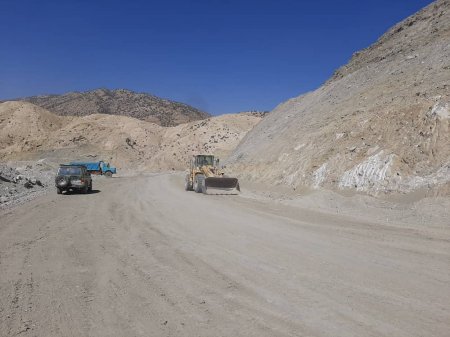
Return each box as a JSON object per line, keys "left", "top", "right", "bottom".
{"left": 0, "top": 101, "right": 262, "bottom": 172}
{"left": 0, "top": 174, "right": 448, "bottom": 337}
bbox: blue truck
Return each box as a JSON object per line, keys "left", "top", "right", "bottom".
{"left": 70, "top": 161, "right": 117, "bottom": 177}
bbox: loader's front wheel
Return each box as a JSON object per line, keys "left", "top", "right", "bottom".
{"left": 184, "top": 177, "right": 193, "bottom": 191}
{"left": 194, "top": 175, "right": 204, "bottom": 193}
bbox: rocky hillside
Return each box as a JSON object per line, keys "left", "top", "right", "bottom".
{"left": 228, "top": 0, "right": 450, "bottom": 195}
{"left": 0, "top": 101, "right": 262, "bottom": 171}
{"left": 5, "top": 88, "right": 209, "bottom": 126}
{"left": 0, "top": 161, "right": 55, "bottom": 207}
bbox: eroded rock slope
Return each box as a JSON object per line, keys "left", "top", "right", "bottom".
{"left": 228, "top": 0, "right": 450, "bottom": 195}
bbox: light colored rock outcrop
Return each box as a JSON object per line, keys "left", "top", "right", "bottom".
{"left": 228, "top": 0, "right": 450, "bottom": 195}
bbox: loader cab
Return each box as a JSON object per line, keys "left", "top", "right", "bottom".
{"left": 193, "top": 155, "right": 215, "bottom": 168}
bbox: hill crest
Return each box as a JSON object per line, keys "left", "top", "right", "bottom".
{"left": 3, "top": 88, "right": 209, "bottom": 127}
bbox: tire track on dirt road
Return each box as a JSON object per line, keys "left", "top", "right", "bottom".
{"left": 1, "top": 173, "right": 449, "bottom": 337}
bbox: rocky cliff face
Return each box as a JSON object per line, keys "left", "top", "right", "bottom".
{"left": 5, "top": 88, "right": 209, "bottom": 127}
{"left": 228, "top": 0, "right": 450, "bottom": 195}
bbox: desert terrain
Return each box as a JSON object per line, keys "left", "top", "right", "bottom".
{"left": 1, "top": 1, "right": 450, "bottom": 337}
{"left": 1, "top": 174, "right": 449, "bottom": 337}
{"left": 0, "top": 100, "right": 262, "bottom": 206}
{"left": 0, "top": 101, "right": 261, "bottom": 171}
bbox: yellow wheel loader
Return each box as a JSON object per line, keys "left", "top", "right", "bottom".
{"left": 185, "top": 155, "right": 240, "bottom": 195}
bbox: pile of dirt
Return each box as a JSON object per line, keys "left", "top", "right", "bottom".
{"left": 228, "top": 0, "right": 450, "bottom": 195}
{"left": 0, "top": 101, "right": 262, "bottom": 172}
{"left": 150, "top": 113, "right": 262, "bottom": 170}
{"left": 3, "top": 88, "right": 209, "bottom": 126}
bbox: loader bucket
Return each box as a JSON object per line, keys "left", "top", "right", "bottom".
{"left": 204, "top": 177, "right": 240, "bottom": 195}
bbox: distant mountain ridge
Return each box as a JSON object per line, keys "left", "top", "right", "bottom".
{"left": 3, "top": 88, "right": 209, "bottom": 127}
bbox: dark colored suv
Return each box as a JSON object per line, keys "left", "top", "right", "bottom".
{"left": 55, "top": 165, "right": 92, "bottom": 195}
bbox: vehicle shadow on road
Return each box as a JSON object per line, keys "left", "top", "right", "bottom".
{"left": 62, "top": 189, "right": 101, "bottom": 195}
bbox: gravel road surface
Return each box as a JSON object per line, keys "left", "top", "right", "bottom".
{"left": 0, "top": 174, "right": 449, "bottom": 337}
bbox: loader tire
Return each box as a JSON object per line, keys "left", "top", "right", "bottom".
{"left": 185, "top": 175, "right": 193, "bottom": 191}
{"left": 194, "top": 175, "right": 204, "bottom": 193}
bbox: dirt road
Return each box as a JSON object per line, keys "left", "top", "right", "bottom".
{"left": 0, "top": 174, "right": 449, "bottom": 337}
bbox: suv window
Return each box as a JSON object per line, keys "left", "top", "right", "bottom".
{"left": 58, "top": 167, "right": 82, "bottom": 175}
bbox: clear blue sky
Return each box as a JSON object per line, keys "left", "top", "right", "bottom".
{"left": 0, "top": 0, "right": 433, "bottom": 115}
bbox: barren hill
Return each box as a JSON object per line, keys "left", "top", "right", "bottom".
{"left": 228, "top": 0, "right": 450, "bottom": 195}
{"left": 4, "top": 88, "right": 209, "bottom": 127}
{"left": 0, "top": 101, "right": 261, "bottom": 171}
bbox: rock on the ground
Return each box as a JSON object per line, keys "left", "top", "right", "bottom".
{"left": 0, "top": 161, "right": 55, "bottom": 208}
